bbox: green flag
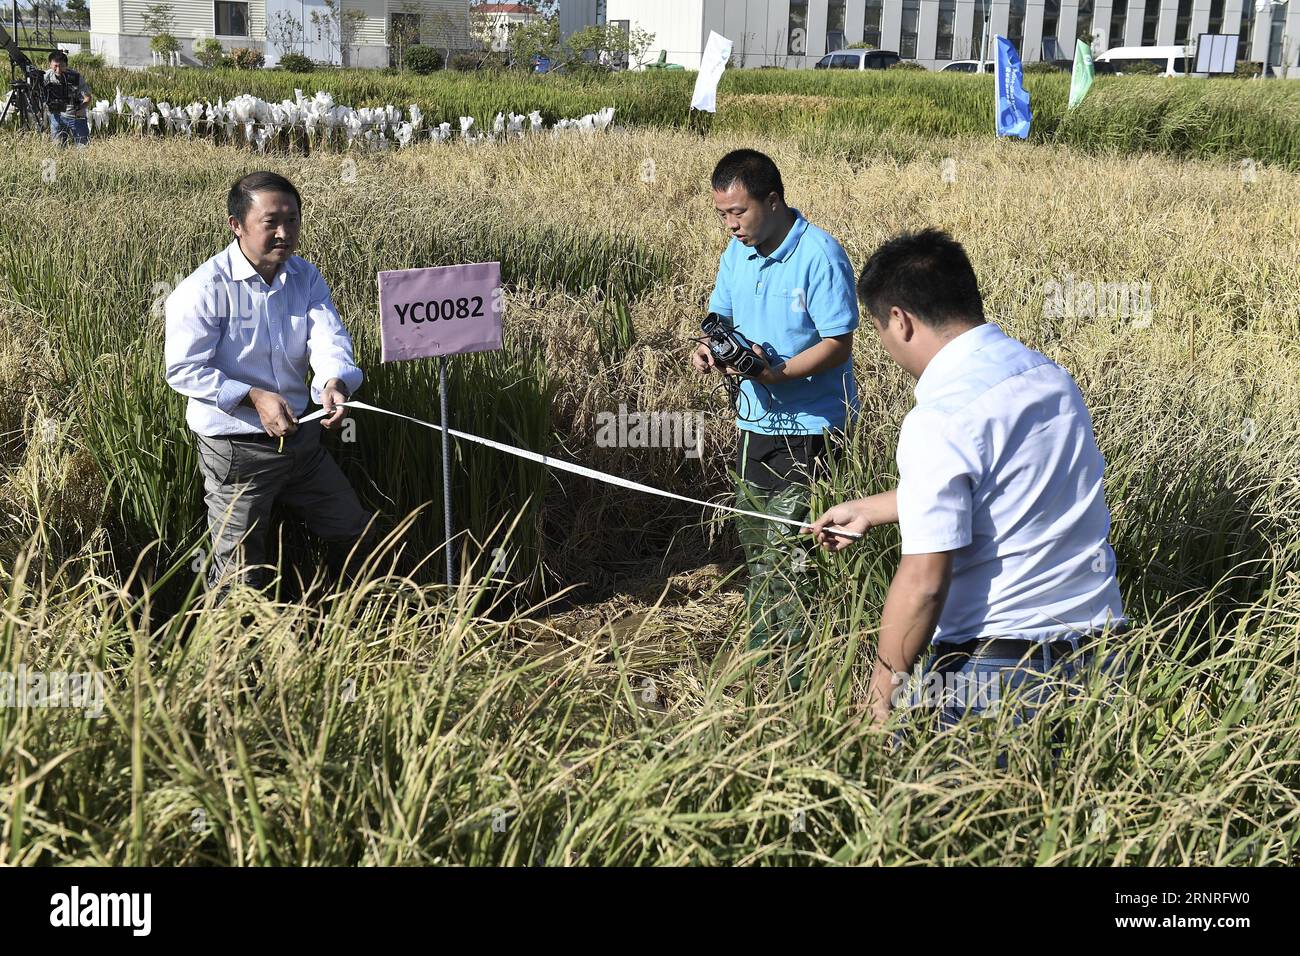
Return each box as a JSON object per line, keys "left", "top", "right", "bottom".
{"left": 1068, "top": 39, "right": 1095, "bottom": 110}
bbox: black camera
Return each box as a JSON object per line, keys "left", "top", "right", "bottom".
{"left": 42, "top": 68, "right": 79, "bottom": 114}
{"left": 701, "top": 312, "right": 768, "bottom": 378}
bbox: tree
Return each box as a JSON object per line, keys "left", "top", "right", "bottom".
{"left": 141, "top": 2, "right": 180, "bottom": 63}
{"left": 310, "top": 0, "right": 366, "bottom": 66}
{"left": 389, "top": 2, "right": 423, "bottom": 67}
{"left": 140, "top": 2, "right": 176, "bottom": 37}
{"left": 267, "top": 10, "right": 306, "bottom": 58}
{"left": 563, "top": 23, "right": 655, "bottom": 71}
{"left": 65, "top": 0, "right": 90, "bottom": 28}
{"left": 506, "top": 16, "right": 559, "bottom": 68}
{"left": 25, "top": 0, "right": 64, "bottom": 43}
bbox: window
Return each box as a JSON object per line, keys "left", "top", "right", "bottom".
{"left": 214, "top": 1, "right": 248, "bottom": 37}
{"left": 1042, "top": 0, "right": 1060, "bottom": 50}
{"left": 966, "top": 0, "right": 990, "bottom": 61}
{"left": 900, "top": 0, "right": 919, "bottom": 58}
{"left": 788, "top": 0, "right": 807, "bottom": 55}
{"left": 1076, "top": 0, "right": 1095, "bottom": 48}
{"left": 1268, "top": 1, "right": 1285, "bottom": 69}
{"left": 1207, "top": 0, "right": 1224, "bottom": 35}
{"left": 936, "top": 0, "right": 957, "bottom": 59}
{"left": 1141, "top": 0, "right": 1159, "bottom": 47}
{"left": 815, "top": 54, "right": 832, "bottom": 68}
{"left": 826, "top": 0, "right": 846, "bottom": 52}
{"left": 1239, "top": 1, "right": 1254, "bottom": 60}
{"left": 862, "top": 0, "right": 882, "bottom": 50}
{"left": 1174, "top": 0, "right": 1192, "bottom": 45}
{"left": 832, "top": 53, "right": 856, "bottom": 68}
{"left": 1108, "top": 0, "right": 1127, "bottom": 49}
{"left": 1007, "top": 0, "right": 1026, "bottom": 52}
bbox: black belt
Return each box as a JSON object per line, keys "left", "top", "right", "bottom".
{"left": 937, "top": 628, "right": 1122, "bottom": 663}
{"left": 208, "top": 431, "right": 279, "bottom": 445}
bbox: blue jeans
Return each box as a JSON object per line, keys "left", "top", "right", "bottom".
{"left": 893, "top": 631, "right": 1128, "bottom": 762}
{"left": 49, "top": 113, "right": 90, "bottom": 147}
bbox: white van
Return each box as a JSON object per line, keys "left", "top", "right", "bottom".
{"left": 813, "top": 49, "right": 904, "bottom": 70}
{"left": 1095, "top": 46, "right": 1200, "bottom": 77}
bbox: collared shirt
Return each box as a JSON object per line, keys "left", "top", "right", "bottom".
{"left": 707, "top": 208, "right": 858, "bottom": 436}
{"left": 164, "top": 240, "right": 364, "bottom": 437}
{"left": 895, "top": 322, "right": 1126, "bottom": 645}
{"left": 44, "top": 68, "right": 90, "bottom": 118}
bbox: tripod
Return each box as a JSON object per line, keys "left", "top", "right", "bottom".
{"left": 1, "top": 61, "right": 45, "bottom": 132}
{"left": 0, "top": 20, "right": 47, "bottom": 134}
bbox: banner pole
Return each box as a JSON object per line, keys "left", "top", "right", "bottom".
{"left": 439, "top": 354, "right": 454, "bottom": 588}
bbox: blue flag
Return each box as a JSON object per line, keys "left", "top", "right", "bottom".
{"left": 994, "top": 35, "right": 1032, "bottom": 139}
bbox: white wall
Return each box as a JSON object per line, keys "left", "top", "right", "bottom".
{"left": 90, "top": 0, "right": 122, "bottom": 35}
{"left": 703, "top": 0, "right": 794, "bottom": 67}
{"left": 608, "top": 0, "right": 705, "bottom": 67}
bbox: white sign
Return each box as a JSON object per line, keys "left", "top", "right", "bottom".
{"left": 691, "top": 31, "right": 733, "bottom": 113}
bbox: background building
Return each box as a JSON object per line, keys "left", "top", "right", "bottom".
{"left": 566, "top": 0, "right": 1299, "bottom": 74}
{"left": 473, "top": 2, "right": 541, "bottom": 52}
{"left": 90, "top": 0, "right": 472, "bottom": 67}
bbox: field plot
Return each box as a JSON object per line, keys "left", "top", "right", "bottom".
{"left": 1, "top": 68, "right": 1299, "bottom": 865}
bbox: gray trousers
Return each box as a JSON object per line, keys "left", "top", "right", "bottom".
{"left": 194, "top": 420, "right": 374, "bottom": 595}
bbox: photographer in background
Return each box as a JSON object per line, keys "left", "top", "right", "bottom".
{"left": 694, "top": 149, "right": 859, "bottom": 690}
{"left": 43, "top": 51, "right": 92, "bottom": 147}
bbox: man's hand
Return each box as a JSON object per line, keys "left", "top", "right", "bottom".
{"left": 691, "top": 343, "right": 717, "bottom": 375}
{"left": 807, "top": 498, "right": 875, "bottom": 552}
{"left": 246, "top": 387, "right": 298, "bottom": 439}
{"left": 866, "top": 660, "right": 901, "bottom": 726}
{"left": 744, "top": 343, "right": 782, "bottom": 385}
{"left": 320, "top": 378, "right": 350, "bottom": 430}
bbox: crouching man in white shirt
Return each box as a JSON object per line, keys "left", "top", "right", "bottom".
{"left": 165, "top": 171, "right": 376, "bottom": 600}
{"left": 809, "top": 228, "right": 1127, "bottom": 731}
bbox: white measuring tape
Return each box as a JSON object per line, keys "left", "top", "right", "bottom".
{"left": 297, "top": 399, "right": 862, "bottom": 539}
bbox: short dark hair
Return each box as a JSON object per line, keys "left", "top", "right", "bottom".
{"left": 712, "top": 149, "right": 785, "bottom": 204}
{"left": 48, "top": 51, "right": 68, "bottom": 64}
{"left": 856, "top": 228, "right": 985, "bottom": 329}
{"left": 227, "top": 171, "right": 302, "bottom": 225}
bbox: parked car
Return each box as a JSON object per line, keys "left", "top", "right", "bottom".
{"left": 940, "top": 59, "right": 993, "bottom": 73}
{"left": 1095, "top": 45, "right": 1199, "bottom": 77}
{"left": 813, "top": 49, "right": 903, "bottom": 70}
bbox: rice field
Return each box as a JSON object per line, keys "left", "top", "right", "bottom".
{"left": 77, "top": 65, "right": 1300, "bottom": 168}
{"left": 1, "top": 71, "right": 1299, "bottom": 864}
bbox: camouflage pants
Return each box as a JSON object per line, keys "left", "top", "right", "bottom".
{"left": 733, "top": 430, "right": 832, "bottom": 691}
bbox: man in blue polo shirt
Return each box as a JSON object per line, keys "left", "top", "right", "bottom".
{"left": 809, "top": 229, "right": 1126, "bottom": 731}
{"left": 693, "top": 149, "right": 859, "bottom": 687}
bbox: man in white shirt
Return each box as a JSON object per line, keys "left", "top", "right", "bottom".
{"left": 809, "top": 228, "right": 1126, "bottom": 729}
{"left": 165, "top": 171, "right": 374, "bottom": 598}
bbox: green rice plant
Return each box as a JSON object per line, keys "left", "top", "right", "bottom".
{"left": 2, "top": 121, "right": 1300, "bottom": 866}
{"left": 69, "top": 65, "right": 1300, "bottom": 169}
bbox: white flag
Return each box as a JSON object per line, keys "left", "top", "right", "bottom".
{"left": 691, "top": 31, "right": 733, "bottom": 113}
